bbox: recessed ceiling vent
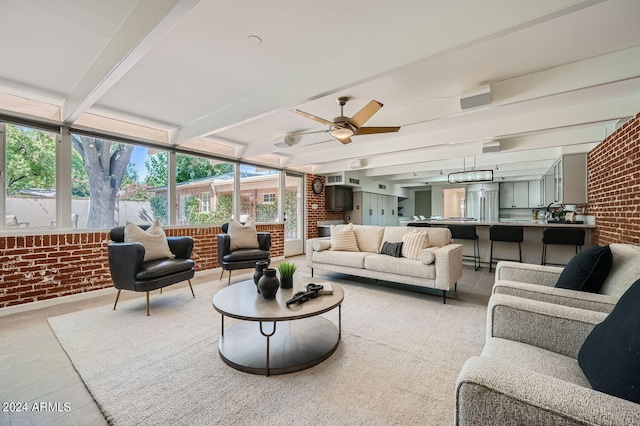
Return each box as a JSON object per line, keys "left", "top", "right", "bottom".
{"left": 349, "top": 178, "right": 360, "bottom": 185}
{"left": 378, "top": 184, "right": 386, "bottom": 190}
{"left": 327, "top": 175, "right": 343, "bottom": 183}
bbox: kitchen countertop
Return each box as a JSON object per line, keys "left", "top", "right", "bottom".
{"left": 412, "top": 220, "right": 595, "bottom": 229}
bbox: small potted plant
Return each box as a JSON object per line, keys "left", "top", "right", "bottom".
{"left": 277, "top": 262, "right": 297, "bottom": 289}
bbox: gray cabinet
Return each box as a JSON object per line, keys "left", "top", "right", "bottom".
{"left": 500, "top": 182, "right": 529, "bottom": 208}
{"left": 349, "top": 192, "right": 398, "bottom": 226}
{"left": 528, "top": 180, "right": 543, "bottom": 208}
{"left": 548, "top": 153, "right": 587, "bottom": 205}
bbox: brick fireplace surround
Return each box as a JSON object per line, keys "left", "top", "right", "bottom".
{"left": 1, "top": 112, "right": 638, "bottom": 310}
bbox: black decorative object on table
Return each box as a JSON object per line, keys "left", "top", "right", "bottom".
{"left": 257, "top": 268, "right": 280, "bottom": 299}
{"left": 286, "top": 284, "right": 324, "bottom": 306}
{"left": 253, "top": 260, "right": 269, "bottom": 293}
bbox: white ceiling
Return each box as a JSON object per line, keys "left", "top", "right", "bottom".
{"left": 1, "top": 0, "right": 639, "bottom": 189}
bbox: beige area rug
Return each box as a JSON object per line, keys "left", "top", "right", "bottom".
{"left": 48, "top": 276, "right": 487, "bottom": 425}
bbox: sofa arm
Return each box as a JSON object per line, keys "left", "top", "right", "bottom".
{"left": 433, "top": 243, "right": 463, "bottom": 291}
{"left": 487, "top": 294, "right": 607, "bottom": 358}
{"left": 456, "top": 357, "right": 640, "bottom": 426}
{"left": 306, "top": 237, "right": 331, "bottom": 267}
{"left": 493, "top": 280, "right": 617, "bottom": 313}
{"left": 167, "top": 236, "right": 194, "bottom": 259}
{"left": 495, "top": 261, "right": 563, "bottom": 286}
{"left": 108, "top": 242, "right": 145, "bottom": 291}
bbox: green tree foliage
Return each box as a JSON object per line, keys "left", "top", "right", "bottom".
{"left": 150, "top": 197, "right": 168, "bottom": 225}
{"left": 185, "top": 195, "right": 232, "bottom": 224}
{"left": 145, "top": 152, "right": 233, "bottom": 187}
{"left": 6, "top": 125, "right": 56, "bottom": 195}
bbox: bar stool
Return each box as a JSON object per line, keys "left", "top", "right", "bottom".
{"left": 541, "top": 227, "right": 585, "bottom": 265}
{"left": 489, "top": 225, "right": 524, "bottom": 272}
{"left": 448, "top": 224, "right": 480, "bottom": 270}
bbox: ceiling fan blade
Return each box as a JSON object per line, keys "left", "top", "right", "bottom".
{"left": 333, "top": 134, "right": 352, "bottom": 144}
{"left": 355, "top": 126, "right": 401, "bottom": 135}
{"left": 348, "top": 100, "right": 383, "bottom": 128}
{"left": 291, "top": 109, "right": 335, "bottom": 127}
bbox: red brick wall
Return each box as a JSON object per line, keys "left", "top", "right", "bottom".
{"left": 305, "top": 174, "right": 345, "bottom": 239}
{"left": 588, "top": 112, "right": 640, "bottom": 245}
{"left": 0, "top": 223, "right": 284, "bottom": 309}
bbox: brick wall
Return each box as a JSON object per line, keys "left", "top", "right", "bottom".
{"left": 588, "top": 112, "right": 640, "bottom": 245}
{"left": 305, "top": 174, "right": 345, "bottom": 239}
{"left": 0, "top": 223, "right": 284, "bottom": 309}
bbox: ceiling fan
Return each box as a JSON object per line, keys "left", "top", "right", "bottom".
{"left": 291, "top": 97, "right": 400, "bottom": 144}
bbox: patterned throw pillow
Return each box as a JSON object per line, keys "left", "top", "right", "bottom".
{"left": 401, "top": 231, "right": 429, "bottom": 260}
{"left": 381, "top": 241, "right": 403, "bottom": 258}
{"left": 330, "top": 223, "right": 359, "bottom": 252}
{"left": 124, "top": 220, "right": 175, "bottom": 262}
{"left": 228, "top": 219, "right": 260, "bottom": 251}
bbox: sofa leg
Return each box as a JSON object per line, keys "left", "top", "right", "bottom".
{"left": 188, "top": 279, "right": 195, "bottom": 298}
{"left": 113, "top": 289, "right": 121, "bottom": 310}
{"left": 146, "top": 291, "right": 150, "bottom": 316}
{"left": 442, "top": 290, "right": 447, "bottom": 304}
{"left": 311, "top": 268, "right": 314, "bottom": 277}
{"left": 455, "top": 282, "right": 457, "bottom": 291}
{"left": 227, "top": 270, "right": 232, "bottom": 286}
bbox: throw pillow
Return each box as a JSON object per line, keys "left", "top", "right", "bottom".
{"left": 312, "top": 240, "right": 331, "bottom": 252}
{"left": 124, "top": 220, "right": 175, "bottom": 262}
{"left": 228, "top": 219, "right": 260, "bottom": 251}
{"left": 418, "top": 248, "right": 436, "bottom": 265}
{"left": 402, "top": 231, "right": 429, "bottom": 260}
{"left": 330, "top": 223, "right": 359, "bottom": 252}
{"left": 578, "top": 278, "right": 640, "bottom": 403}
{"left": 554, "top": 244, "right": 613, "bottom": 293}
{"left": 381, "top": 241, "right": 403, "bottom": 258}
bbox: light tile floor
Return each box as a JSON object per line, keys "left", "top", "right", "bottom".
{"left": 0, "top": 257, "right": 494, "bottom": 425}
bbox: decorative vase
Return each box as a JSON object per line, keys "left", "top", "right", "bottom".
{"left": 258, "top": 268, "right": 279, "bottom": 299}
{"left": 253, "top": 260, "right": 269, "bottom": 293}
{"left": 280, "top": 275, "right": 293, "bottom": 289}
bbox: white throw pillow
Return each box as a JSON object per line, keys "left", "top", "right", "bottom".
{"left": 124, "top": 220, "right": 175, "bottom": 262}
{"left": 330, "top": 223, "right": 359, "bottom": 252}
{"left": 228, "top": 219, "right": 260, "bottom": 251}
{"left": 312, "top": 240, "right": 332, "bottom": 252}
{"left": 401, "top": 231, "right": 429, "bottom": 260}
{"left": 418, "top": 248, "right": 436, "bottom": 265}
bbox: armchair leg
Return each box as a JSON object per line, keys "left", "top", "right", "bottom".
{"left": 227, "top": 270, "right": 232, "bottom": 286}
{"left": 220, "top": 268, "right": 224, "bottom": 281}
{"left": 146, "top": 291, "right": 150, "bottom": 316}
{"left": 188, "top": 279, "right": 195, "bottom": 298}
{"left": 113, "top": 289, "right": 121, "bottom": 310}
{"left": 160, "top": 287, "right": 163, "bottom": 294}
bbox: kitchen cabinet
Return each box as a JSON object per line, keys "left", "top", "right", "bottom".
{"left": 350, "top": 192, "right": 398, "bottom": 226}
{"left": 549, "top": 153, "right": 587, "bottom": 204}
{"left": 528, "top": 180, "right": 543, "bottom": 208}
{"left": 325, "top": 186, "right": 353, "bottom": 211}
{"left": 499, "top": 182, "right": 529, "bottom": 208}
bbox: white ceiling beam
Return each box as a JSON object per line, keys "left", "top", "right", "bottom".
{"left": 170, "top": 0, "right": 601, "bottom": 145}
{"left": 61, "top": 0, "right": 200, "bottom": 124}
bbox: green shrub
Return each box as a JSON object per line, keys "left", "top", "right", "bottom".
{"left": 277, "top": 262, "right": 297, "bottom": 278}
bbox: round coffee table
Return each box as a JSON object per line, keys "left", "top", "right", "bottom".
{"left": 212, "top": 280, "right": 344, "bottom": 376}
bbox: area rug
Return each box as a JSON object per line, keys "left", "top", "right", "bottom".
{"left": 48, "top": 277, "right": 486, "bottom": 425}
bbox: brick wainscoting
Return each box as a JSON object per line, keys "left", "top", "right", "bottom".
{"left": 306, "top": 174, "right": 345, "bottom": 239}
{"left": 588, "top": 112, "right": 640, "bottom": 245}
{"left": 0, "top": 223, "right": 284, "bottom": 309}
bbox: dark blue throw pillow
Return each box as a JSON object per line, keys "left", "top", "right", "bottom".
{"left": 554, "top": 244, "right": 612, "bottom": 293}
{"left": 578, "top": 278, "right": 640, "bottom": 403}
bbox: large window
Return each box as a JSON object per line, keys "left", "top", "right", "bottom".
{"left": 5, "top": 124, "right": 57, "bottom": 229}
{"left": 239, "top": 165, "right": 279, "bottom": 223}
{"left": 71, "top": 134, "right": 168, "bottom": 228}
{"left": 172, "top": 154, "right": 234, "bottom": 225}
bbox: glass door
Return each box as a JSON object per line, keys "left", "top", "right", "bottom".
{"left": 284, "top": 173, "right": 304, "bottom": 256}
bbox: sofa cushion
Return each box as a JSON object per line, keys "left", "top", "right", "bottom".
{"left": 402, "top": 231, "right": 429, "bottom": 260}
{"left": 554, "top": 244, "right": 612, "bottom": 293}
{"left": 353, "top": 225, "right": 385, "bottom": 253}
{"left": 330, "top": 223, "right": 359, "bottom": 252}
{"left": 578, "top": 278, "right": 640, "bottom": 403}
{"left": 424, "top": 227, "right": 454, "bottom": 248}
{"left": 223, "top": 249, "right": 270, "bottom": 263}
{"left": 379, "top": 226, "right": 417, "bottom": 250}
{"left": 136, "top": 258, "right": 195, "bottom": 281}
{"left": 600, "top": 244, "right": 640, "bottom": 298}
{"left": 227, "top": 219, "right": 260, "bottom": 251}
{"left": 364, "top": 254, "right": 436, "bottom": 280}
{"left": 124, "top": 220, "right": 174, "bottom": 262}
{"left": 381, "top": 241, "right": 403, "bottom": 257}
{"left": 313, "top": 250, "right": 372, "bottom": 269}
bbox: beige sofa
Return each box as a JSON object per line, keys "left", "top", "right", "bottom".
{"left": 306, "top": 225, "right": 463, "bottom": 303}
{"left": 493, "top": 243, "right": 640, "bottom": 313}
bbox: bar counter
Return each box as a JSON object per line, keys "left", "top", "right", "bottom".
{"left": 410, "top": 220, "right": 595, "bottom": 268}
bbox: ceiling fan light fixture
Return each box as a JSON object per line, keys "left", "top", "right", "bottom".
{"left": 330, "top": 127, "right": 354, "bottom": 139}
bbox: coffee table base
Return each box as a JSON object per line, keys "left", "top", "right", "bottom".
{"left": 218, "top": 316, "right": 339, "bottom": 376}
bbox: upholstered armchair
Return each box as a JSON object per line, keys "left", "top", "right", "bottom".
{"left": 217, "top": 221, "right": 271, "bottom": 286}
{"left": 108, "top": 224, "right": 195, "bottom": 316}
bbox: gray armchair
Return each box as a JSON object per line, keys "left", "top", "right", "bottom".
{"left": 455, "top": 294, "right": 640, "bottom": 425}
{"left": 217, "top": 222, "right": 271, "bottom": 286}
{"left": 108, "top": 224, "right": 195, "bottom": 316}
